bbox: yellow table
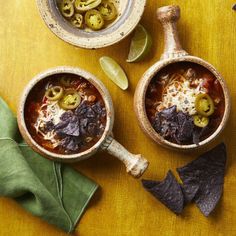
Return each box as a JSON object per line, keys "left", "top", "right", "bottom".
{"left": 0, "top": 0, "right": 236, "bottom": 235}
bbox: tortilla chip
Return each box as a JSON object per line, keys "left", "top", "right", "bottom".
{"left": 142, "top": 171, "right": 184, "bottom": 214}
{"left": 177, "top": 143, "right": 226, "bottom": 216}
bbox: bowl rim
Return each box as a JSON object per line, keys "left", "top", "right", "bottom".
{"left": 36, "top": 0, "right": 147, "bottom": 49}
{"left": 17, "top": 66, "right": 114, "bottom": 161}
{"left": 134, "top": 56, "right": 231, "bottom": 151}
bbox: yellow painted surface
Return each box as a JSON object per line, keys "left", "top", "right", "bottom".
{"left": 0, "top": 0, "right": 236, "bottom": 235}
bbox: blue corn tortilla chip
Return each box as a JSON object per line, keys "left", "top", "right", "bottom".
{"left": 52, "top": 100, "right": 106, "bottom": 153}
{"left": 177, "top": 143, "right": 226, "bottom": 216}
{"left": 152, "top": 106, "right": 195, "bottom": 145}
{"left": 181, "top": 184, "right": 199, "bottom": 203}
{"left": 142, "top": 171, "right": 184, "bottom": 214}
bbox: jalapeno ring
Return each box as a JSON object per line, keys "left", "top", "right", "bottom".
{"left": 45, "top": 86, "right": 64, "bottom": 101}
{"left": 85, "top": 9, "right": 104, "bottom": 30}
{"left": 59, "top": 90, "right": 81, "bottom": 110}
{"left": 97, "top": 0, "right": 117, "bottom": 21}
{"left": 195, "top": 93, "right": 215, "bottom": 117}
{"left": 74, "top": 0, "right": 102, "bottom": 12}
{"left": 61, "top": 0, "right": 75, "bottom": 18}
{"left": 71, "top": 13, "right": 83, "bottom": 28}
{"left": 193, "top": 115, "right": 209, "bottom": 128}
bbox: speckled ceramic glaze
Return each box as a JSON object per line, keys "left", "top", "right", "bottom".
{"left": 134, "top": 5, "right": 231, "bottom": 151}
{"left": 36, "top": 0, "right": 146, "bottom": 48}
{"left": 18, "top": 67, "right": 148, "bottom": 178}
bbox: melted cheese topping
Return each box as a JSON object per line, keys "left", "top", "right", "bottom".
{"left": 157, "top": 74, "right": 205, "bottom": 115}
{"left": 34, "top": 100, "right": 66, "bottom": 147}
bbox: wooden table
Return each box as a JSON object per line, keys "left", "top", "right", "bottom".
{"left": 0, "top": 0, "right": 236, "bottom": 235}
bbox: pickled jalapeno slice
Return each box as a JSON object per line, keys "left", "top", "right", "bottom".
{"left": 85, "top": 9, "right": 104, "bottom": 30}
{"left": 97, "top": 0, "right": 117, "bottom": 21}
{"left": 61, "top": 0, "right": 75, "bottom": 18}
{"left": 45, "top": 86, "right": 64, "bottom": 101}
{"left": 195, "top": 93, "right": 215, "bottom": 117}
{"left": 59, "top": 90, "right": 81, "bottom": 110}
{"left": 74, "top": 0, "right": 102, "bottom": 12}
{"left": 193, "top": 115, "right": 209, "bottom": 128}
{"left": 71, "top": 13, "right": 83, "bottom": 28}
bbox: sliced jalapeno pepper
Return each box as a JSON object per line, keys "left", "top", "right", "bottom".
{"left": 71, "top": 13, "right": 83, "bottom": 28}
{"left": 85, "top": 9, "right": 104, "bottom": 30}
{"left": 74, "top": 0, "right": 102, "bottom": 12}
{"left": 193, "top": 115, "right": 209, "bottom": 128}
{"left": 97, "top": 0, "right": 117, "bottom": 21}
{"left": 45, "top": 86, "right": 64, "bottom": 101}
{"left": 61, "top": 0, "right": 75, "bottom": 18}
{"left": 59, "top": 90, "right": 81, "bottom": 110}
{"left": 195, "top": 93, "right": 215, "bottom": 117}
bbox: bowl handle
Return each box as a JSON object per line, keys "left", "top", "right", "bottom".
{"left": 157, "top": 5, "right": 189, "bottom": 60}
{"left": 101, "top": 136, "right": 149, "bottom": 178}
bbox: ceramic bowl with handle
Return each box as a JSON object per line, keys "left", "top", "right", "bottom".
{"left": 17, "top": 66, "right": 149, "bottom": 178}
{"left": 134, "top": 5, "right": 231, "bottom": 151}
{"left": 36, "top": 0, "right": 146, "bottom": 49}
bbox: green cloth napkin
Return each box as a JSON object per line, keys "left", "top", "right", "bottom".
{"left": 0, "top": 97, "right": 98, "bottom": 232}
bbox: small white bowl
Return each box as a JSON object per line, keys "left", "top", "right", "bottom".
{"left": 36, "top": 0, "right": 146, "bottom": 49}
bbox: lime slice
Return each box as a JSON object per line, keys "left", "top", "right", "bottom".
{"left": 126, "top": 24, "right": 152, "bottom": 63}
{"left": 99, "top": 56, "right": 129, "bottom": 90}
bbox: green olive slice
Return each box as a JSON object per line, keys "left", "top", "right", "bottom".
{"left": 193, "top": 115, "right": 209, "bottom": 128}
{"left": 97, "top": 0, "right": 117, "bottom": 21}
{"left": 74, "top": 0, "right": 102, "bottom": 12}
{"left": 59, "top": 90, "right": 81, "bottom": 110}
{"left": 45, "top": 86, "right": 64, "bottom": 101}
{"left": 195, "top": 93, "right": 215, "bottom": 117}
{"left": 85, "top": 9, "right": 104, "bottom": 30}
{"left": 71, "top": 13, "right": 83, "bottom": 28}
{"left": 61, "top": 0, "right": 75, "bottom": 18}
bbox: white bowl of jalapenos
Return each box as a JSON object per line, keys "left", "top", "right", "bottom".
{"left": 36, "top": 0, "right": 146, "bottom": 48}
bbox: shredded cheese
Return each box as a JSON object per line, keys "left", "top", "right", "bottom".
{"left": 157, "top": 73, "right": 205, "bottom": 115}
{"left": 34, "top": 99, "right": 66, "bottom": 147}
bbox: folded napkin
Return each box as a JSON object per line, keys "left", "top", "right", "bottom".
{"left": 0, "top": 97, "right": 98, "bottom": 232}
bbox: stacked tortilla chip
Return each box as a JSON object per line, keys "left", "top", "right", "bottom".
{"left": 142, "top": 143, "right": 227, "bottom": 216}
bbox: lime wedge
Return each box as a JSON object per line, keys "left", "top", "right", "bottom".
{"left": 99, "top": 56, "right": 129, "bottom": 90}
{"left": 126, "top": 24, "right": 152, "bottom": 63}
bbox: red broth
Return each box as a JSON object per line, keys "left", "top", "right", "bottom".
{"left": 24, "top": 74, "right": 107, "bottom": 154}
{"left": 145, "top": 62, "right": 225, "bottom": 145}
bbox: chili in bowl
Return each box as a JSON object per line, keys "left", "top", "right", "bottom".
{"left": 18, "top": 67, "right": 149, "bottom": 178}
{"left": 134, "top": 5, "right": 230, "bottom": 151}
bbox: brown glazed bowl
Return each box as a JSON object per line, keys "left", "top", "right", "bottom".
{"left": 18, "top": 66, "right": 149, "bottom": 178}
{"left": 36, "top": 0, "right": 146, "bottom": 49}
{"left": 134, "top": 5, "right": 231, "bottom": 151}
